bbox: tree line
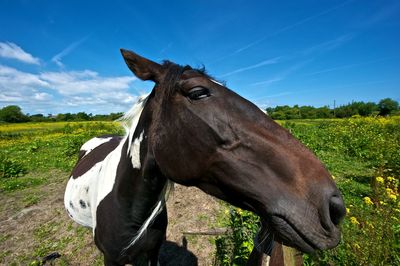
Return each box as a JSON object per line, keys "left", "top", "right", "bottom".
{"left": 0, "top": 105, "right": 123, "bottom": 123}
{"left": 0, "top": 98, "right": 398, "bottom": 123}
{"left": 266, "top": 98, "right": 399, "bottom": 120}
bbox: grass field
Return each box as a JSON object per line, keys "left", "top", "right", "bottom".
{"left": 0, "top": 122, "right": 123, "bottom": 265}
{"left": 216, "top": 116, "right": 400, "bottom": 266}
{"left": 1, "top": 118, "right": 399, "bottom": 265}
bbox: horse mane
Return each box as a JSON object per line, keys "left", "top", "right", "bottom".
{"left": 117, "top": 93, "right": 174, "bottom": 255}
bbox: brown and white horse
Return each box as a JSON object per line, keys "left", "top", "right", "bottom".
{"left": 64, "top": 49, "right": 345, "bottom": 265}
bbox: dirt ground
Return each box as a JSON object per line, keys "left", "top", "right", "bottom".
{"left": 0, "top": 170, "right": 224, "bottom": 265}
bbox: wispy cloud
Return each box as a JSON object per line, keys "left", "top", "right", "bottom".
{"left": 220, "top": 34, "right": 354, "bottom": 82}
{"left": 303, "top": 56, "right": 398, "bottom": 76}
{"left": 160, "top": 42, "right": 173, "bottom": 54}
{"left": 250, "top": 77, "right": 284, "bottom": 87}
{"left": 0, "top": 42, "right": 40, "bottom": 65}
{"left": 51, "top": 36, "right": 89, "bottom": 67}
{"left": 220, "top": 57, "right": 281, "bottom": 77}
{"left": 357, "top": 1, "right": 400, "bottom": 28}
{"left": 250, "top": 91, "right": 294, "bottom": 109}
{"left": 250, "top": 60, "right": 312, "bottom": 87}
{"left": 214, "top": 0, "right": 354, "bottom": 63}
{"left": 300, "top": 34, "right": 354, "bottom": 57}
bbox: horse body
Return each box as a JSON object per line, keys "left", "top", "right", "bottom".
{"left": 65, "top": 49, "right": 346, "bottom": 265}
{"left": 64, "top": 135, "right": 125, "bottom": 228}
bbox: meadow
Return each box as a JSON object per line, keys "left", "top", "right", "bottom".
{"left": 216, "top": 116, "right": 400, "bottom": 266}
{"left": 0, "top": 117, "right": 399, "bottom": 265}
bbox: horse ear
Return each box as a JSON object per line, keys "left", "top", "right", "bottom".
{"left": 120, "top": 49, "right": 163, "bottom": 83}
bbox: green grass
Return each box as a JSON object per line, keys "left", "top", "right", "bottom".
{"left": 0, "top": 121, "right": 124, "bottom": 191}
{"left": 1, "top": 118, "right": 399, "bottom": 265}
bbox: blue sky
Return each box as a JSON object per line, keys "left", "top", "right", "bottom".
{"left": 0, "top": 0, "right": 399, "bottom": 115}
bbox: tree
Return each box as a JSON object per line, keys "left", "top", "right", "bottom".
{"left": 76, "top": 112, "right": 90, "bottom": 121}
{"left": 30, "top": 113, "right": 47, "bottom": 122}
{"left": 378, "top": 98, "right": 399, "bottom": 116}
{"left": 0, "top": 105, "right": 29, "bottom": 122}
{"left": 358, "top": 102, "right": 378, "bottom": 116}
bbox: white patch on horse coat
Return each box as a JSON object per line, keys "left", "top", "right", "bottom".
{"left": 64, "top": 137, "right": 127, "bottom": 232}
{"left": 64, "top": 95, "right": 149, "bottom": 235}
{"left": 80, "top": 137, "right": 112, "bottom": 156}
{"left": 64, "top": 162, "right": 103, "bottom": 227}
{"left": 210, "top": 79, "right": 224, "bottom": 86}
{"left": 130, "top": 131, "right": 144, "bottom": 169}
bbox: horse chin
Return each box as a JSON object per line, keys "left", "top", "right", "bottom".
{"left": 267, "top": 215, "right": 340, "bottom": 254}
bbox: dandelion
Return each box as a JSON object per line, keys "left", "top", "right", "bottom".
{"left": 363, "top": 196, "right": 373, "bottom": 206}
{"left": 350, "top": 216, "right": 360, "bottom": 225}
{"left": 346, "top": 208, "right": 350, "bottom": 214}
{"left": 376, "top": 176, "right": 384, "bottom": 183}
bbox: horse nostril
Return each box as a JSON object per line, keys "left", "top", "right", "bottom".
{"left": 329, "top": 195, "right": 346, "bottom": 226}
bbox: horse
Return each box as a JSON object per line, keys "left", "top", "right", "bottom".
{"left": 64, "top": 49, "right": 346, "bottom": 265}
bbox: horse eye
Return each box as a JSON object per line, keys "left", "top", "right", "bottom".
{"left": 187, "top": 87, "right": 211, "bottom": 100}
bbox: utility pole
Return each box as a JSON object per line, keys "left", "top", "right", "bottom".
{"left": 333, "top": 99, "right": 336, "bottom": 117}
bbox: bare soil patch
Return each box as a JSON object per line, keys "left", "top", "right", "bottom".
{"left": 0, "top": 170, "right": 224, "bottom": 265}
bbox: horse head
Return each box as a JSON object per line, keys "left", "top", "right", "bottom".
{"left": 121, "top": 49, "right": 345, "bottom": 253}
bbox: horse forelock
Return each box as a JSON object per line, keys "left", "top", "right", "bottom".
{"left": 158, "top": 61, "right": 215, "bottom": 100}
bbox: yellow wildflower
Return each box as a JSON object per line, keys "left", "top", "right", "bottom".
{"left": 387, "top": 176, "right": 395, "bottom": 182}
{"left": 386, "top": 188, "right": 397, "bottom": 201}
{"left": 376, "top": 176, "right": 384, "bottom": 183}
{"left": 346, "top": 208, "right": 350, "bottom": 214}
{"left": 388, "top": 194, "right": 397, "bottom": 201}
{"left": 331, "top": 175, "right": 336, "bottom": 180}
{"left": 363, "top": 196, "right": 373, "bottom": 206}
{"left": 350, "top": 216, "right": 360, "bottom": 225}
{"left": 366, "top": 221, "right": 374, "bottom": 229}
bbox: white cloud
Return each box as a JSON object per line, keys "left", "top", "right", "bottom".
{"left": 0, "top": 64, "right": 138, "bottom": 114}
{"left": 0, "top": 65, "right": 48, "bottom": 88}
{"left": 33, "top": 92, "right": 53, "bottom": 101}
{"left": 39, "top": 70, "right": 135, "bottom": 95}
{"left": 0, "top": 42, "right": 40, "bottom": 65}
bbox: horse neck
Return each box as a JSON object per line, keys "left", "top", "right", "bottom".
{"left": 113, "top": 134, "right": 169, "bottom": 227}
